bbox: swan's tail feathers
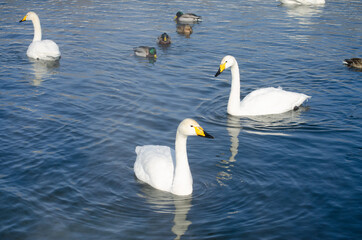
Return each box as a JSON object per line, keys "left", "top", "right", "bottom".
{"left": 135, "top": 146, "right": 142, "bottom": 154}
{"left": 296, "top": 94, "right": 311, "bottom": 108}
{"left": 293, "top": 94, "right": 310, "bottom": 111}
{"left": 293, "top": 93, "right": 311, "bottom": 110}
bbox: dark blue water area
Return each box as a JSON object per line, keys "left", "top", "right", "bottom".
{"left": 1, "top": 0, "right": 361, "bottom": 239}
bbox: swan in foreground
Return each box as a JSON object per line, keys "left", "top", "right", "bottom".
{"left": 19, "top": 12, "right": 61, "bottom": 61}
{"left": 134, "top": 118, "right": 213, "bottom": 196}
{"left": 215, "top": 55, "right": 311, "bottom": 116}
{"left": 278, "top": 0, "right": 325, "bottom": 5}
{"left": 174, "top": 11, "right": 202, "bottom": 23}
{"left": 343, "top": 58, "right": 362, "bottom": 69}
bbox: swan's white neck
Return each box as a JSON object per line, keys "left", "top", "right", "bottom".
{"left": 171, "top": 131, "right": 193, "bottom": 195}
{"left": 228, "top": 60, "right": 241, "bottom": 115}
{"left": 31, "top": 14, "right": 42, "bottom": 42}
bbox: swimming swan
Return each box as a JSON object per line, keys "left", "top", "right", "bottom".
{"left": 215, "top": 55, "right": 311, "bottom": 116}
{"left": 134, "top": 118, "right": 213, "bottom": 196}
{"left": 19, "top": 11, "right": 61, "bottom": 61}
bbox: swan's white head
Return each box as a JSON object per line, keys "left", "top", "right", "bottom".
{"left": 19, "top": 11, "right": 39, "bottom": 23}
{"left": 215, "top": 55, "right": 237, "bottom": 77}
{"left": 177, "top": 118, "right": 214, "bottom": 139}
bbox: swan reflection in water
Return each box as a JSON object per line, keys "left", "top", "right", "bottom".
{"left": 216, "top": 115, "right": 241, "bottom": 186}
{"left": 138, "top": 183, "right": 192, "bottom": 240}
{"left": 29, "top": 58, "right": 59, "bottom": 86}
{"left": 282, "top": 4, "right": 324, "bottom": 25}
{"left": 217, "top": 109, "right": 308, "bottom": 185}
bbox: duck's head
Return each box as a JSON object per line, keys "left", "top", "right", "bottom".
{"left": 215, "top": 55, "right": 236, "bottom": 77}
{"left": 149, "top": 47, "right": 157, "bottom": 58}
{"left": 161, "top": 33, "right": 170, "bottom": 42}
{"left": 19, "top": 11, "right": 38, "bottom": 23}
{"left": 174, "top": 11, "right": 184, "bottom": 19}
{"left": 178, "top": 118, "right": 214, "bottom": 139}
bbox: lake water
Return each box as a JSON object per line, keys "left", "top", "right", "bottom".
{"left": 1, "top": 0, "right": 361, "bottom": 239}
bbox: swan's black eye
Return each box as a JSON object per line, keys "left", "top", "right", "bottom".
{"left": 190, "top": 125, "right": 194, "bottom": 127}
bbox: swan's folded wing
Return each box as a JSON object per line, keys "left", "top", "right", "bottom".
{"left": 27, "top": 40, "right": 61, "bottom": 60}
{"left": 134, "top": 145, "right": 175, "bottom": 191}
{"left": 240, "top": 87, "right": 311, "bottom": 115}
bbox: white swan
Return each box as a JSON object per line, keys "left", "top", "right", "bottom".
{"left": 215, "top": 55, "right": 311, "bottom": 116}
{"left": 134, "top": 118, "right": 213, "bottom": 196}
{"left": 278, "top": 0, "right": 325, "bottom": 5}
{"left": 20, "top": 12, "right": 61, "bottom": 61}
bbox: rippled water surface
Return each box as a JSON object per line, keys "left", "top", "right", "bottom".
{"left": 1, "top": 0, "right": 361, "bottom": 239}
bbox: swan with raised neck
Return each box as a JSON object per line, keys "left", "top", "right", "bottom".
{"left": 20, "top": 11, "right": 61, "bottom": 60}
{"left": 215, "top": 55, "right": 311, "bottom": 116}
{"left": 134, "top": 118, "right": 213, "bottom": 196}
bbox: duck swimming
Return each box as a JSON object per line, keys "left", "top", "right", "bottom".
{"left": 157, "top": 33, "right": 171, "bottom": 45}
{"left": 176, "top": 24, "right": 193, "bottom": 36}
{"left": 343, "top": 58, "right": 362, "bottom": 69}
{"left": 134, "top": 46, "right": 157, "bottom": 58}
{"left": 174, "top": 11, "right": 202, "bottom": 23}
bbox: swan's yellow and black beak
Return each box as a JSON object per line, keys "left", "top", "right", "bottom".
{"left": 19, "top": 15, "right": 27, "bottom": 23}
{"left": 215, "top": 62, "right": 226, "bottom": 77}
{"left": 195, "top": 126, "right": 214, "bottom": 139}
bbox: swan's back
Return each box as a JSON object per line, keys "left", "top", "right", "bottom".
{"left": 27, "top": 40, "right": 61, "bottom": 60}
{"left": 134, "top": 145, "right": 175, "bottom": 192}
{"left": 239, "top": 87, "right": 311, "bottom": 116}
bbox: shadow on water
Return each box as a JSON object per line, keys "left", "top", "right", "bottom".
{"left": 138, "top": 183, "right": 192, "bottom": 240}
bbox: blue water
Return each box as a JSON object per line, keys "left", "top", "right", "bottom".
{"left": 1, "top": 0, "right": 361, "bottom": 239}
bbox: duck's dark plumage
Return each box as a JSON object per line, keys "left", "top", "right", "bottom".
{"left": 343, "top": 58, "right": 362, "bottom": 69}
{"left": 157, "top": 33, "right": 171, "bottom": 45}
